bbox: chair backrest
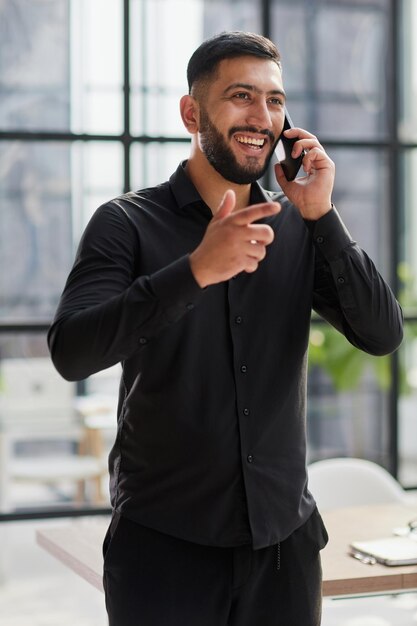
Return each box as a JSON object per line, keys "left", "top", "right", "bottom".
{"left": 307, "top": 457, "right": 409, "bottom": 511}
{"left": 0, "top": 357, "right": 75, "bottom": 433}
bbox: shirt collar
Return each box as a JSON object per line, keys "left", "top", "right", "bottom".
{"left": 169, "top": 161, "right": 203, "bottom": 213}
{"left": 169, "top": 161, "right": 273, "bottom": 218}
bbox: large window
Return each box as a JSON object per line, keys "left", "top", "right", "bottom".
{"left": 0, "top": 0, "right": 416, "bottom": 521}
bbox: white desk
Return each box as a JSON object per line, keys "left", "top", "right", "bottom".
{"left": 36, "top": 503, "right": 417, "bottom": 597}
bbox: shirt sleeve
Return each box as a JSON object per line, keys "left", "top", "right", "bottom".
{"left": 48, "top": 202, "right": 204, "bottom": 381}
{"left": 310, "top": 207, "right": 403, "bottom": 356}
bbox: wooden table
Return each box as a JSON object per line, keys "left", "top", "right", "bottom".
{"left": 36, "top": 503, "right": 417, "bottom": 597}
{"left": 321, "top": 502, "right": 417, "bottom": 596}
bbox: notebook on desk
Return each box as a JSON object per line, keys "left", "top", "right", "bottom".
{"left": 349, "top": 536, "right": 417, "bottom": 566}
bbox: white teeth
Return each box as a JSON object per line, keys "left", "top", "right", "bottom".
{"left": 237, "top": 136, "right": 265, "bottom": 146}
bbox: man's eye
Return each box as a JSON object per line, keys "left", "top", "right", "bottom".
{"left": 269, "top": 98, "right": 284, "bottom": 106}
{"left": 234, "top": 92, "right": 250, "bottom": 100}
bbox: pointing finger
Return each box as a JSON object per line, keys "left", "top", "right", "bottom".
{"left": 215, "top": 189, "right": 236, "bottom": 220}
{"left": 232, "top": 202, "right": 281, "bottom": 226}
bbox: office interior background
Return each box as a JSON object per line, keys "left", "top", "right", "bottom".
{"left": 0, "top": 0, "right": 417, "bottom": 522}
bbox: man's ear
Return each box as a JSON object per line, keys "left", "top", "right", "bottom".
{"left": 180, "top": 95, "right": 199, "bottom": 134}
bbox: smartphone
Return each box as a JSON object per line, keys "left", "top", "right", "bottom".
{"left": 275, "top": 109, "right": 305, "bottom": 181}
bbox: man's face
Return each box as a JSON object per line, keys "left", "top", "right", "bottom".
{"left": 197, "top": 55, "right": 286, "bottom": 184}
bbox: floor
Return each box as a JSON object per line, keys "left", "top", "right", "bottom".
{"left": 322, "top": 595, "right": 417, "bottom": 625}
{"left": 0, "top": 517, "right": 108, "bottom": 626}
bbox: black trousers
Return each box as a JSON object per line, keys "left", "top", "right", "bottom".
{"left": 103, "top": 509, "right": 328, "bottom": 626}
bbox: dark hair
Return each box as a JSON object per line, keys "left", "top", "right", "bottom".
{"left": 187, "top": 31, "right": 282, "bottom": 94}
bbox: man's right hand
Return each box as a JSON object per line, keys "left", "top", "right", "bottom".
{"left": 189, "top": 190, "right": 281, "bottom": 288}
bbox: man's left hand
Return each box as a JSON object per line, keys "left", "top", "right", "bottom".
{"left": 274, "top": 128, "right": 335, "bottom": 221}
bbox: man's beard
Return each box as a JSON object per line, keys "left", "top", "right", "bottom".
{"left": 199, "top": 107, "right": 276, "bottom": 185}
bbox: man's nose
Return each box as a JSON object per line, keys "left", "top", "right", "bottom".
{"left": 245, "top": 99, "right": 272, "bottom": 130}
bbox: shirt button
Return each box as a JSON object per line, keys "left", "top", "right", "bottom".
{"left": 337, "top": 276, "right": 345, "bottom": 284}
{"left": 247, "top": 455, "right": 254, "bottom": 464}
{"left": 243, "top": 408, "right": 250, "bottom": 416}
{"left": 235, "top": 316, "right": 243, "bottom": 324}
{"left": 240, "top": 364, "right": 247, "bottom": 373}
{"left": 186, "top": 303, "right": 195, "bottom": 310}
{"left": 139, "top": 337, "right": 147, "bottom": 345}
{"left": 316, "top": 236, "right": 324, "bottom": 244}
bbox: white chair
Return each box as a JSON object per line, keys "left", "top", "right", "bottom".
{"left": 307, "top": 457, "right": 415, "bottom": 512}
{"left": 308, "top": 458, "right": 417, "bottom": 626}
{"left": 0, "top": 357, "right": 109, "bottom": 510}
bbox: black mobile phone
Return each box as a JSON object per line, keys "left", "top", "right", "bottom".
{"left": 275, "top": 109, "right": 304, "bottom": 181}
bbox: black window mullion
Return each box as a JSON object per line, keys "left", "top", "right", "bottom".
{"left": 386, "top": 0, "right": 402, "bottom": 478}
{"left": 123, "top": 0, "right": 131, "bottom": 193}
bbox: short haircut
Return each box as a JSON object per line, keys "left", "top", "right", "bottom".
{"left": 187, "top": 31, "right": 282, "bottom": 95}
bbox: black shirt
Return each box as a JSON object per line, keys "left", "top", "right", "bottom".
{"left": 48, "top": 162, "right": 403, "bottom": 550}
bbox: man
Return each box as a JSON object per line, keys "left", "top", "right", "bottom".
{"left": 48, "top": 31, "right": 403, "bottom": 626}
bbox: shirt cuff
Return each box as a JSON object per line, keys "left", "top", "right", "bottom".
{"left": 149, "top": 254, "right": 205, "bottom": 320}
{"left": 309, "top": 206, "right": 355, "bottom": 260}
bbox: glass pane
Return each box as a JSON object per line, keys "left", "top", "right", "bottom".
{"left": 327, "top": 147, "right": 391, "bottom": 275}
{"left": 71, "top": 141, "right": 124, "bottom": 243}
{"left": 70, "top": 0, "right": 123, "bottom": 134}
{"left": 130, "top": 0, "right": 204, "bottom": 137}
{"left": 130, "top": 142, "right": 189, "bottom": 190}
{"left": 398, "top": 322, "right": 417, "bottom": 487}
{"left": 271, "top": 0, "right": 390, "bottom": 140}
{"left": 399, "top": 149, "right": 417, "bottom": 312}
{"left": 0, "top": 333, "right": 114, "bottom": 513}
{"left": 0, "top": 141, "right": 72, "bottom": 321}
{"left": 307, "top": 324, "right": 391, "bottom": 468}
{"left": 399, "top": 0, "right": 417, "bottom": 141}
{"left": 130, "top": 0, "right": 261, "bottom": 136}
{"left": 0, "top": 0, "right": 123, "bottom": 134}
{"left": 200, "top": 0, "right": 261, "bottom": 37}
{"left": 0, "top": 140, "right": 123, "bottom": 321}
{"left": 0, "top": 0, "right": 70, "bottom": 131}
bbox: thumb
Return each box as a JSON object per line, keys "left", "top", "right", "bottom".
{"left": 214, "top": 189, "right": 236, "bottom": 220}
{"left": 274, "top": 163, "right": 290, "bottom": 192}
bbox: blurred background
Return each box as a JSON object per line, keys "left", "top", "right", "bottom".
{"left": 1, "top": 0, "right": 417, "bottom": 624}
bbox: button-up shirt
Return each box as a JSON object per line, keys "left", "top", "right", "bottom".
{"left": 48, "top": 162, "right": 403, "bottom": 550}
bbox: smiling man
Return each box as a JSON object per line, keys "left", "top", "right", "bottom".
{"left": 48, "top": 31, "right": 403, "bottom": 626}
{"left": 188, "top": 62, "right": 284, "bottom": 185}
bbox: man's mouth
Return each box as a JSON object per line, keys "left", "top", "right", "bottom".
{"left": 235, "top": 134, "right": 266, "bottom": 149}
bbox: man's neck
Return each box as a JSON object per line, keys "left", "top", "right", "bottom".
{"left": 184, "top": 156, "right": 251, "bottom": 215}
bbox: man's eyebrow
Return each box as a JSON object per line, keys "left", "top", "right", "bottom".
{"left": 223, "top": 82, "right": 286, "bottom": 100}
